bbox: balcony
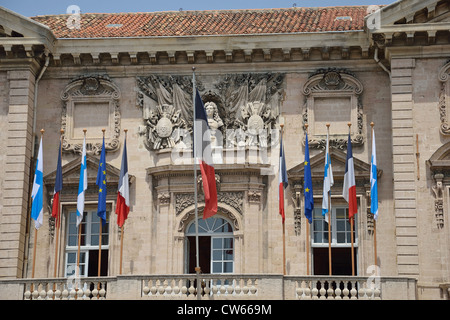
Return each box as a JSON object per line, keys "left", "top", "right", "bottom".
{"left": 0, "top": 274, "right": 417, "bottom": 300}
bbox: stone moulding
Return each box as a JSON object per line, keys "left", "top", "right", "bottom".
{"left": 61, "top": 74, "right": 121, "bottom": 155}
{"left": 438, "top": 60, "right": 450, "bottom": 135}
{"left": 136, "top": 72, "right": 285, "bottom": 151}
{"left": 302, "top": 68, "right": 364, "bottom": 149}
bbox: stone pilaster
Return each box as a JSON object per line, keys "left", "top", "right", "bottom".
{"left": 0, "top": 69, "right": 36, "bottom": 278}
{"left": 390, "top": 58, "right": 419, "bottom": 276}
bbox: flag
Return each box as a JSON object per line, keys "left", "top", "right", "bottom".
{"left": 321, "top": 131, "right": 333, "bottom": 223}
{"left": 97, "top": 137, "right": 107, "bottom": 226}
{"left": 76, "top": 136, "right": 87, "bottom": 227}
{"left": 279, "top": 135, "right": 288, "bottom": 223}
{"left": 51, "top": 141, "right": 63, "bottom": 228}
{"left": 116, "top": 136, "right": 130, "bottom": 228}
{"left": 194, "top": 89, "right": 218, "bottom": 219}
{"left": 343, "top": 133, "right": 357, "bottom": 221}
{"left": 370, "top": 127, "right": 378, "bottom": 221}
{"left": 31, "top": 136, "right": 44, "bottom": 229}
{"left": 304, "top": 133, "right": 314, "bottom": 224}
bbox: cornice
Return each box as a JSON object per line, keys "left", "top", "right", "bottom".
{"left": 46, "top": 31, "right": 372, "bottom": 66}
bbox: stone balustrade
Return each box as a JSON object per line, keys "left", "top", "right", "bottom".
{"left": 19, "top": 277, "right": 110, "bottom": 300}
{"left": 0, "top": 274, "right": 418, "bottom": 300}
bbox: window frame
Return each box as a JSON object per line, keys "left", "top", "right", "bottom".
{"left": 311, "top": 206, "right": 358, "bottom": 248}
{"left": 64, "top": 209, "right": 110, "bottom": 278}
{"left": 185, "top": 217, "right": 235, "bottom": 274}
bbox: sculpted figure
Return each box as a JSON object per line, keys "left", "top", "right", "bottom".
{"left": 205, "top": 102, "right": 223, "bottom": 146}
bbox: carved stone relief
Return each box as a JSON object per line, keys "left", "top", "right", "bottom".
{"left": 302, "top": 68, "right": 364, "bottom": 149}
{"left": 438, "top": 60, "right": 450, "bottom": 135}
{"left": 175, "top": 192, "right": 244, "bottom": 217}
{"left": 61, "top": 74, "right": 121, "bottom": 155}
{"left": 431, "top": 173, "right": 445, "bottom": 229}
{"left": 136, "top": 73, "right": 285, "bottom": 151}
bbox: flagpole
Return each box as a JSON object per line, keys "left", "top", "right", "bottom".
{"left": 119, "top": 129, "right": 127, "bottom": 275}
{"left": 280, "top": 124, "right": 286, "bottom": 276}
{"left": 76, "top": 129, "right": 87, "bottom": 282}
{"left": 326, "top": 124, "right": 332, "bottom": 276}
{"left": 192, "top": 67, "right": 202, "bottom": 300}
{"left": 371, "top": 122, "right": 378, "bottom": 267}
{"left": 304, "top": 124, "right": 310, "bottom": 276}
{"left": 53, "top": 129, "right": 64, "bottom": 278}
{"left": 192, "top": 67, "right": 201, "bottom": 273}
{"left": 348, "top": 123, "right": 355, "bottom": 276}
{"left": 119, "top": 226, "right": 124, "bottom": 275}
{"left": 31, "top": 128, "right": 44, "bottom": 280}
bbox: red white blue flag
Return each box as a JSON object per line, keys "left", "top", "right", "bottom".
{"left": 343, "top": 133, "right": 357, "bottom": 220}
{"left": 51, "top": 141, "right": 63, "bottom": 228}
{"left": 279, "top": 135, "right": 288, "bottom": 223}
{"left": 194, "top": 89, "right": 218, "bottom": 219}
{"left": 116, "top": 136, "right": 130, "bottom": 228}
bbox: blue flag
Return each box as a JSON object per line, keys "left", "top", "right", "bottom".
{"left": 370, "top": 127, "right": 378, "bottom": 220}
{"left": 96, "top": 137, "right": 107, "bottom": 226}
{"left": 304, "top": 133, "right": 314, "bottom": 224}
{"left": 31, "top": 136, "right": 44, "bottom": 229}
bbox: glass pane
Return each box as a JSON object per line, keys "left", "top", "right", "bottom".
{"left": 223, "top": 262, "right": 233, "bottom": 273}
{"left": 224, "top": 249, "right": 233, "bottom": 260}
{"left": 68, "top": 235, "right": 77, "bottom": 247}
{"left": 212, "top": 238, "right": 222, "bottom": 249}
{"left": 223, "top": 238, "right": 233, "bottom": 249}
{"left": 336, "top": 208, "right": 346, "bottom": 219}
{"left": 102, "top": 235, "right": 109, "bottom": 246}
{"left": 313, "top": 232, "right": 322, "bottom": 243}
{"left": 68, "top": 222, "right": 77, "bottom": 237}
{"left": 336, "top": 220, "right": 346, "bottom": 232}
{"left": 213, "top": 249, "right": 222, "bottom": 260}
{"left": 67, "top": 252, "right": 76, "bottom": 264}
{"left": 91, "top": 235, "right": 99, "bottom": 246}
{"left": 212, "top": 262, "right": 222, "bottom": 273}
{"left": 337, "top": 232, "right": 346, "bottom": 243}
{"left": 198, "top": 220, "right": 208, "bottom": 232}
{"left": 313, "top": 208, "right": 322, "bottom": 218}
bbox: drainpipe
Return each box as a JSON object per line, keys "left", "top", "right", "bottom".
{"left": 374, "top": 47, "right": 391, "bottom": 78}
{"left": 23, "top": 51, "right": 50, "bottom": 278}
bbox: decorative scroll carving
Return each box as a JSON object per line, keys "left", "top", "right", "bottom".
{"left": 177, "top": 206, "right": 240, "bottom": 232}
{"left": 61, "top": 74, "right": 121, "bottom": 155}
{"left": 290, "top": 184, "right": 303, "bottom": 236}
{"left": 302, "top": 68, "right": 364, "bottom": 149}
{"left": 248, "top": 190, "right": 262, "bottom": 203}
{"left": 175, "top": 192, "right": 244, "bottom": 216}
{"left": 136, "top": 73, "right": 285, "bottom": 151}
{"left": 438, "top": 61, "right": 450, "bottom": 135}
{"left": 431, "top": 173, "right": 445, "bottom": 229}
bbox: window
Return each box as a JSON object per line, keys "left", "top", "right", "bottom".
{"left": 311, "top": 206, "right": 358, "bottom": 275}
{"left": 186, "top": 217, "right": 234, "bottom": 274}
{"left": 65, "top": 210, "right": 109, "bottom": 278}
{"left": 312, "top": 207, "right": 357, "bottom": 246}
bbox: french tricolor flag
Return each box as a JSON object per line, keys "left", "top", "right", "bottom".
{"left": 194, "top": 90, "right": 218, "bottom": 219}
{"left": 343, "top": 133, "right": 357, "bottom": 220}
{"left": 51, "top": 141, "right": 63, "bottom": 228}
{"left": 116, "top": 136, "right": 130, "bottom": 228}
{"left": 279, "top": 135, "right": 288, "bottom": 223}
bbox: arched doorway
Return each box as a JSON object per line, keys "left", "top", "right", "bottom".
{"left": 185, "top": 216, "right": 234, "bottom": 274}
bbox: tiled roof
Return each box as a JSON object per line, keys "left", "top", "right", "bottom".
{"left": 30, "top": 6, "right": 370, "bottom": 39}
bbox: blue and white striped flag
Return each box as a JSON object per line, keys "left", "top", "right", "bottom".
{"left": 371, "top": 127, "right": 378, "bottom": 220}
{"left": 31, "top": 136, "right": 44, "bottom": 229}
{"left": 321, "top": 131, "right": 333, "bottom": 223}
{"left": 76, "top": 136, "right": 87, "bottom": 227}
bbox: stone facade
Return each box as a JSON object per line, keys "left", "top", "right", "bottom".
{"left": 0, "top": 0, "right": 449, "bottom": 300}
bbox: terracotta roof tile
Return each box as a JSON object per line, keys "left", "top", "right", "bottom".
{"left": 30, "top": 6, "right": 370, "bottom": 39}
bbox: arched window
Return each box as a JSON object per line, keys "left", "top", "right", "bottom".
{"left": 185, "top": 217, "right": 234, "bottom": 274}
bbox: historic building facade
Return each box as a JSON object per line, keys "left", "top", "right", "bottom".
{"left": 0, "top": 0, "right": 449, "bottom": 299}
